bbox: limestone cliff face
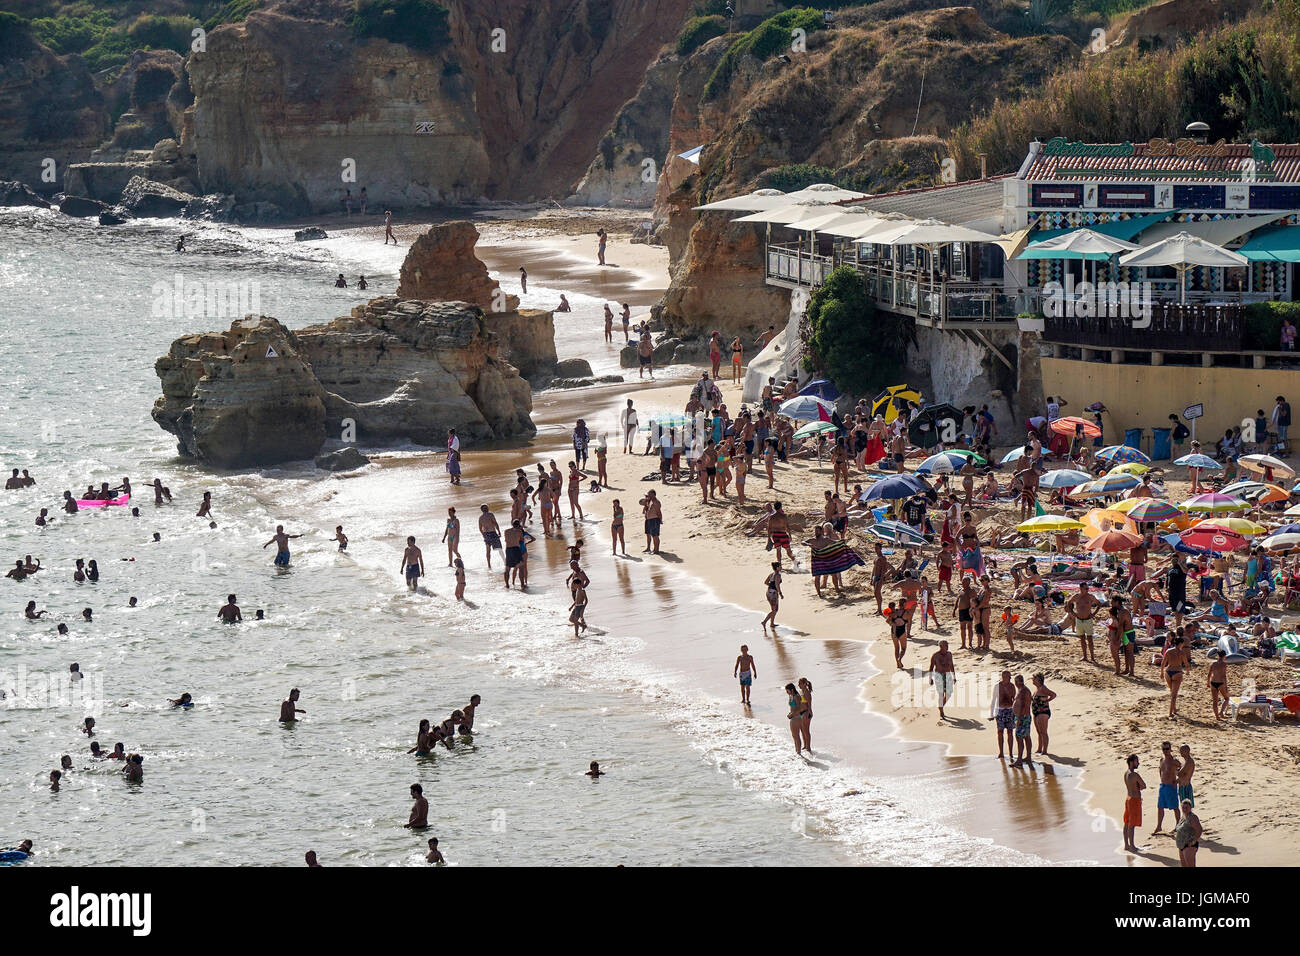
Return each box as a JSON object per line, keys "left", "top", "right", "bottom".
{"left": 153, "top": 299, "right": 535, "bottom": 468}
{"left": 182, "top": 0, "right": 693, "bottom": 208}
{"left": 187, "top": 10, "right": 488, "bottom": 212}
{"left": 655, "top": 7, "right": 1077, "bottom": 338}
{"left": 482, "top": 308, "right": 558, "bottom": 378}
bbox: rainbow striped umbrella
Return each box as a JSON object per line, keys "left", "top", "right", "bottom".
{"left": 1073, "top": 473, "right": 1141, "bottom": 497}
{"left": 1118, "top": 498, "right": 1182, "bottom": 523}
{"left": 1181, "top": 492, "right": 1248, "bottom": 514}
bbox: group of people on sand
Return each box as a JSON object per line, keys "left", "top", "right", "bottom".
{"left": 1123, "top": 743, "right": 1202, "bottom": 866}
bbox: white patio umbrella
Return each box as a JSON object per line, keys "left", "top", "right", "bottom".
{"left": 786, "top": 207, "right": 882, "bottom": 233}
{"left": 783, "top": 183, "right": 870, "bottom": 203}
{"left": 732, "top": 199, "right": 836, "bottom": 224}
{"left": 692, "top": 188, "right": 788, "bottom": 212}
{"left": 1017, "top": 228, "right": 1140, "bottom": 260}
{"left": 858, "top": 218, "right": 996, "bottom": 289}
{"left": 1118, "top": 231, "right": 1248, "bottom": 304}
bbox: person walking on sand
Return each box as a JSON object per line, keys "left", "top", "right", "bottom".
{"left": 566, "top": 461, "right": 584, "bottom": 522}
{"left": 766, "top": 502, "right": 795, "bottom": 564}
{"left": 639, "top": 490, "right": 662, "bottom": 553}
{"left": 442, "top": 507, "right": 461, "bottom": 567}
{"left": 1207, "top": 649, "right": 1230, "bottom": 719}
{"left": 872, "top": 542, "right": 891, "bottom": 615}
{"left": 1176, "top": 744, "right": 1195, "bottom": 810}
{"left": 621, "top": 399, "right": 639, "bottom": 454}
{"left": 1153, "top": 740, "right": 1182, "bottom": 834}
{"left": 611, "top": 499, "right": 626, "bottom": 555}
{"left": 597, "top": 228, "right": 607, "bottom": 266}
{"left": 734, "top": 644, "right": 756, "bottom": 705}
{"left": 887, "top": 601, "right": 908, "bottom": 669}
{"left": 263, "top": 525, "right": 302, "bottom": 567}
{"left": 760, "top": 561, "right": 783, "bottom": 632}
{"left": 401, "top": 536, "right": 424, "bottom": 591}
{"left": 384, "top": 210, "right": 396, "bottom": 244}
{"left": 1162, "top": 635, "right": 1190, "bottom": 717}
{"left": 928, "top": 640, "right": 956, "bottom": 720}
{"left": 1123, "top": 754, "right": 1146, "bottom": 853}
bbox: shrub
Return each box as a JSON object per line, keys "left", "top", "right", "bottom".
{"left": 204, "top": 0, "right": 262, "bottom": 31}
{"left": 703, "top": 7, "right": 824, "bottom": 100}
{"left": 127, "top": 14, "right": 201, "bottom": 54}
{"left": 30, "top": 11, "right": 113, "bottom": 55}
{"left": 0, "top": 11, "right": 35, "bottom": 61}
{"left": 351, "top": 0, "right": 451, "bottom": 54}
{"left": 1243, "top": 301, "right": 1300, "bottom": 350}
{"left": 81, "top": 29, "right": 135, "bottom": 71}
{"left": 805, "top": 266, "right": 913, "bottom": 397}
{"left": 676, "top": 14, "right": 724, "bottom": 56}
{"left": 132, "top": 62, "right": 178, "bottom": 108}
{"left": 757, "top": 163, "right": 837, "bottom": 192}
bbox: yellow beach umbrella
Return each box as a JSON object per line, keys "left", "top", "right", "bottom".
{"left": 1192, "top": 517, "right": 1268, "bottom": 536}
{"left": 1107, "top": 462, "right": 1151, "bottom": 476}
{"left": 1016, "top": 514, "right": 1086, "bottom": 533}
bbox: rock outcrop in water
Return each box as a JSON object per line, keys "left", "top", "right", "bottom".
{"left": 397, "top": 221, "right": 516, "bottom": 311}
{"left": 152, "top": 300, "right": 535, "bottom": 468}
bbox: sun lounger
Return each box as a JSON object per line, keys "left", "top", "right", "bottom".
{"left": 1231, "top": 695, "right": 1281, "bottom": 723}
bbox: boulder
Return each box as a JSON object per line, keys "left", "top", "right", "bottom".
{"left": 0, "top": 181, "right": 51, "bottom": 208}
{"left": 619, "top": 343, "right": 639, "bottom": 368}
{"left": 481, "top": 308, "right": 557, "bottom": 377}
{"left": 58, "top": 196, "right": 108, "bottom": 217}
{"left": 184, "top": 194, "right": 235, "bottom": 221}
{"left": 314, "top": 446, "right": 371, "bottom": 471}
{"left": 397, "top": 221, "right": 517, "bottom": 311}
{"left": 651, "top": 337, "right": 681, "bottom": 364}
{"left": 553, "top": 358, "right": 593, "bottom": 378}
{"left": 151, "top": 316, "right": 329, "bottom": 468}
{"left": 98, "top": 210, "right": 130, "bottom": 226}
{"left": 549, "top": 374, "right": 624, "bottom": 389}
{"left": 294, "top": 227, "right": 328, "bottom": 241}
{"left": 151, "top": 138, "right": 181, "bottom": 163}
{"left": 119, "top": 175, "right": 196, "bottom": 217}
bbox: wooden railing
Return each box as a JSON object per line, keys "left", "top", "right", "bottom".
{"left": 1042, "top": 302, "right": 1244, "bottom": 351}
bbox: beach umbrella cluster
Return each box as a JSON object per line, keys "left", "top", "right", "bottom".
{"left": 1181, "top": 492, "right": 1248, "bottom": 514}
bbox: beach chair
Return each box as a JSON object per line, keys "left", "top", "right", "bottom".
{"left": 1231, "top": 694, "right": 1277, "bottom": 723}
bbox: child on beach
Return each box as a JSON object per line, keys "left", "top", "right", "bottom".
{"left": 454, "top": 558, "right": 465, "bottom": 601}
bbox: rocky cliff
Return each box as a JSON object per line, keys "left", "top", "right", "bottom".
{"left": 153, "top": 299, "right": 534, "bottom": 468}
{"left": 653, "top": 5, "right": 1077, "bottom": 338}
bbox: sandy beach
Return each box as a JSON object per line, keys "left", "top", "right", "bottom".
{"left": 583, "top": 376, "right": 1300, "bottom": 867}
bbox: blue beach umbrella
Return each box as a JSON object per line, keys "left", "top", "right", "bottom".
{"left": 867, "top": 520, "right": 927, "bottom": 545}
{"left": 1039, "top": 468, "right": 1092, "bottom": 488}
{"left": 859, "top": 473, "right": 930, "bottom": 503}
{"left": 1173, "top": 453, "right": 1221, "bottom": 470}
{"left": 1000, "top": 446, "right": 1027, "bottom": 464}
{"left": 916, "top": 451, "right": 969, "bottom": 474}
{"left": 1096, "top": 444, "right": 1150, "bottom": 465}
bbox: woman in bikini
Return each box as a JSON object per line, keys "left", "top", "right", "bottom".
{"left": 784, "top": 682, "right": 806, "bottom": 755}
{"left": 888, "top": 601, "right": 909, "bottom": 668}
{"left": 406, "top": 720, "right": 433, "bottom": 756}
{"left": 1163, "top": 636, "right": 1191, "bottom": 716}
{"left": 729, "top": 335, "right": 744, "bottom": 384}
{"left": 567, "top": 461, "right": 584, "bottom": 522}
{"left": 709, "top": 332, "right": 723, "bottom": 377}
{"left": 453, "top": 558, "right": 466, "bottom": 601}
{"left": 797, "top": 677, "right": 814, "bottom": 753}
{"left": 610, "top": 499, "right": 626, "bottom": 555}
{"left": 1030, "top": 673, "right": 1057, "bottom": 755}
{"left": 831, "top": 438, "right": 850, "bottom": 495}
{"left": 761, "top": 561, "right": 783, "bottom": 632}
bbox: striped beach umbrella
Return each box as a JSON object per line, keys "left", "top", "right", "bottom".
{"left": 1118, "top": 498, "right": 1182, "bottom": 523}
{"left": 1015, "top": 514, "right": 1085, "bottom": 533}
{"left": 1073, "top": 473, "right": 1141, "bottom": 497}
{"left": 1096, "top": 444, "right": 1150, "bottom": 464}
{"left": 1192, "top": 517, "right": 1267, "bottom": 536}
{"left": 1181, "top": 492, "right": 1248, "bottom": 514}
{"left": 1050, "top": 416, "right": 1101, "bottom": 438}
{"left": 1107, "top": 462, "right": 1151, "bottom": 475}
{"left": 1239, "top": 453, "right": 1296, "bottom": 479}
{"left": 867, "top": 520, "right": 927, "bottom": 545}
{"left": 916, "top": 451, "right": 968, "bottom": 474}
{"left": 1262, "top": 531, "right": 1300, "bottom": 551}
{"left": 793, "top": 420, "right": 838, "bottom": 440}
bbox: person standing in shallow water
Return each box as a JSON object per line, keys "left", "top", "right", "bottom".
{"left": 734, "top": 645, "right": 756, "bottom": 705}
{"left": 263, "top": 525, "right": 301, "bottom": 567}
{"left": 384, "top": 209, "right": 396, "bottom": 245}
{"left": 402, "top": 536, "right": 424, "bottom": 591}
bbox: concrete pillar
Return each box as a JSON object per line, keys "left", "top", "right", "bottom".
{"left": 1151, "top": 352, "right": 1163, "bottom": 366}
{"left": 1110, "top": 349, "right": 1123, "bottom": 364}
{"left": 1254, "top": 355, "right": 1266, "bottom": 370}
{"left": 1053, "top": 344, "right": 1065, "bottom": 358}
{"left": 1202, "top": 353, "right": 1213, "bottom": 368}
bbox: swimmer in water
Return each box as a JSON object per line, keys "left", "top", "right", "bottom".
{"left": 60, "top": 755, "right": 72, "bottom": 771}
{"left": 22, "top": 556, "right": 41, "bottom": 575}
{"left": 263, "top": 525, "right": 302, "bottom": 567}
{"left": 123, "top": 754, "right": 143, "bottom": 782}
{"left": 255, "top": 609, "right": 264, "bottom": 620}
{"left": 169, "top": 693, "right": 192, "bottom": 707}
{"left": 81, "top": 608, "right": 92, "bottom": 622}
{"left": 197, "top": 492, "right": 212, "bottom": 518}
{"left": 406, "top": 719, "right": 433, "bottom": 755}
{"left": 459, "top": 694, "right": 480, "bottom": 734}
{"left": 62, "top": 491, "right": 77, "bottom": 514}
{"left": 404, "top": 784, "right": 428, "bottom": 828}
{"left": 335, "top": 273, "right": 347, "bottom": 288}
{"left": 305, "top": 850, "right": 321, "bottom": 867}
{"left": 56, "top": 623, "right": 68, "bottom": 635}
{"left": 454, "top": 558, "right": 465, "bottom": 601}
{"left": 153, "top": 479, "right": 171, "bottom": 505}
{"left": 86, "top": 560, "right": 99, "bottom": 582}
{"left": 89, "top": 742, "right": 104, "bottom": 758}
{"left": 280, "top": 688, "right": 305, "bottom": 722}
{"left": 50, "top": 770, "right": 61, "bottom": 791}
{"left": 6, "top": 560, "right": 28, "bottom": 581}
{"left": 426, "top": 838, "right": 444, "bottom": 865}
{"left": 218, "top": 594, "right": 241, "bottom": 623}
{"left": 442, "top": 508, "right": 460, "bottom": 566}
{"left": 24, "top": 601, "right": 46, "bottom": 619}
{"left": 81, "top": 716, "right": 95, "bottom": 737}
{"left": 107, "top": 743, "right": 125, "bottom": 760}
{"left": 358, "top": 275, "right": 368, "bottom": 291}
{"left": 176, "top": 235, "right": 187, "bottom": 252}
{"left": 35, "top": 508, "right": 48, "bottom": 526}
{"left": 333, "top": 526, "right": 348, "bottom": 551}
{"left": 585, "top": 761, "right": 605, "bottom": 777}
{"left": 152, "top": 533, "right": 161, "bottom": 542}
{"left": 128, "top": 597, "right": 138, "bottom": 608}
{"left": 401, "top": 536, "right": 424, "bottom": 591}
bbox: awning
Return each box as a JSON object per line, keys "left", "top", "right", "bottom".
{"left": 1028, "top": 210, "right": 1177, "bottom": 246}
{"left": 990, "top": 225, "right": 1035, "bottom": 259}
{"left": 1139, "top": 212, "right": 1294, "bottom": 247}
{"left": 1237, "top": 224, "right": 1300, "bottom": 262}
{"left": 677, "top": 146, "right": 703, "bottom": 165}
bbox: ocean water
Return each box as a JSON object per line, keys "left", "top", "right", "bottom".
{"left": 0, "top": 208, "right": 1065, "bottom": 867}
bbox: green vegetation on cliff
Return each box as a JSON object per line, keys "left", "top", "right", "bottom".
{"left": 804, "top": 266, "right": 914, "bottom": 397}
{"left": 676, "top": 14, "right": 725, "bottom": 55}
{"left": 350, "top": 0, "right": 451, "bottom": 53}
{"left": 951, "top": 7, "right": 1300, "bottom": 175}
{"left": 703, "top": 7, "right": 825, "bottom": 100}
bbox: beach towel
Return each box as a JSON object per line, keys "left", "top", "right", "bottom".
{"left": 810, "top": 539, "right": 866, "bottom": 577}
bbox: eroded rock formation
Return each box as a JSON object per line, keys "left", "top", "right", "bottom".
{"left": 152, "top": 299, "right": 535, "bottom": 468}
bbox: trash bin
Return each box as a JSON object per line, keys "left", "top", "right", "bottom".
{"left": 1151, "top": 427, "right": 1172, "bottom": 461}
{"left": 1124, "top": 427, "right": 1144, "bottom": 453}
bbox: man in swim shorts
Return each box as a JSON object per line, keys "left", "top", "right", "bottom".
{"left": 279, "top": 688, "right": 305, "bottom": 722}
{"left": 993, "top": 670, "right": 1016, "bottom": 759}
{"left": 263, "top": 525, "right": 302, "bottom": 567}
{"left": 1153, "top": 741, "right": 1182, "bottom": 833}
{"left": 478, "top": 504, "right": 502, "bottom": 569}
{"left": 1123, "top": 754, "right": 1146, "bottom": 852}
{"left": 401, "top": 536, "right": 424, "bottom": 591}
{"left": 217, "top": 594, "right": 241, "bottom": 623}
{"left": 503, "top": 520, "right": 525, "bottom": 588}
{"left": 404, "top": 784, "right": 429, "bottom": 829}
{"left": 1176, "top": 744, "right": 1195, "bottom": 808}
{"left": 734, "top": 644, "right": 756, "bottom": 705}
{"left": 1011, "top": 674, "right": 1034, "bottom": 767}
{"left": 928, "top": 640, "right": 956, "bottom": 719}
